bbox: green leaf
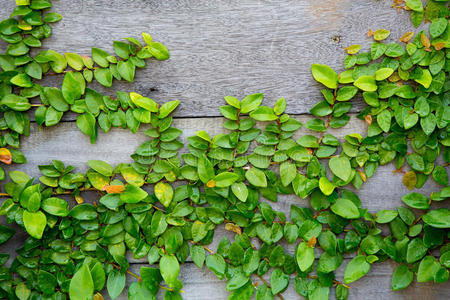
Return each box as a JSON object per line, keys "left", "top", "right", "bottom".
{"left": 154, "top": 182, "right": 174, "bottom": 207}
{"left": 375, "top": 210, "right": 398, "bottom": 223}
{"left": 280, "top": 161, "right": 296, "bottom": 187}
{"left": 113, "top": 41, "right": 131, "bottom": 59}
{"left": 319, "top": 176, "right": 336, "bottom": 196}
{"left": 354, "top": 75, "right": 377, "bottom": 92}
{"left": 0, "top": 225, "right": 15, "bottom": 245}
{"left": 417, "top": 256, "right": 440, "bottom": 282}
{"left": 45, "top": 87, "right": 69, "bottom": 112}
{"left": 406, "top": 0, "right": 424, "bottom": 12}
{"left": 422, "top": 209, "right": 450, "bottom": 228}
{"left": 88, "top": 160, "right": 113, "bottom": 177}
{"left": 250, "top": 106, "right": 278, "bottom": 121}
{"left": 94, "top": 68, "right": 113, "bottom": 87}
{"left": 336, "top": 86, "right": 358, "bottom": 101}
{"left": 90, "top": 262, "right": 106, "bottom": 291}
{"left": 401, "top": 192, "right": 429, "bottom": 210}
{"left": 69, "top": 264, "right": 94, "bottom": 300}
{"left": 23, "top": 210, "right": 46, "bottom": 239}
{"left": 406, "top": 238, "right": 428, "bottom": 263}
{"left": 160, "top": 255, "right": 179, "bottom": 287}
{"left": 226, "top": 271, "right": 250, "bottom": 291}
{"left": 62, "top": 71, "right": 85, "bottom": 103}
{"left": 130, "top": 92, "right": 159, "bottom": 112}
{"left": 92, "top": 47, "right": 110, "bottom": 67}
{"left": 10, "top": 73, "right": 33, "bottom": 87}
{"left": 198, "top": 154, "right": 214, "bottom": 184}
{"left": 69, "top": 204, "right": 97, "bottom": 220}
{"left": 231, "top": 182, "right": 248, "bottom": 202}
{"left": 206, "top": 254, "right": 227, "bottom": 279}
{"left": 25, "top": 61, "right": 42, "bottom": 79}
{"left": 274, "top": 97, "right": 286, "bottom": 115}
{"left": 128, "top": 282, "right": 155, "bottom": 300}
{"left": 76, "top": 112, "right": 97, "bottom": 144}
{"left": 121, "top": 185, "right": 148, "bottom": 204}
{"left": 311, "top": 64, "right": 338, "bottom": 89}
{"left": 344, "top": 255, "right": 371, "bottom": 283}
{"left": 296, "top": 242, "right": 314, "bottom": 272}
{"left": 118, "top": 60, "right": 135, "bottom": 82}
{"left": 414, "top": 69, "right": 432, "bottom": 88}
{"left": 41, "top": 197, "right": 69, "bottom": 216}
{"left": 151, "top": 210, "right": 167, "bottom": 237}
{"left": 190, "top": 245, "right": 206, "bottom": 268}
{"left": 214, "top": 172, "right": 239, "bottom": 187}
{"left": 0, "top": 94, "right": 31, "bottom": 111}
{"left": 107, "top": 270, "right": 126, "bottom": 299}
{"left": 65, "top": 52, "right": 84, "bottom": 71}
{"left": 140, "top": 267, "right": 162, "bottom": 295}
{"left": 331, "top": 198, "right": 360, "bottom": 219}
{"left": 432, "top": 166, "right": 448, "bottom": 186}
{"left": 377, "top": 109, "right": 391, "bottom": 132}
{"left": 391, "top": 265, "right": 413, "bottom": 291}
{"left": 149, "top": 42, "right": 170, "bottom": 60}
{"left": 430, "top": 18, "right": 447, "bottom": 38}
{"left": 374, "top": 68, "right": 394, "bottom": 81}
{"left": 270, "top": 268, "right": 289, "bottom": 294}
{"left": 240, "top": 93, "right": 264, "bottom": 113}
{"left": 159, "top": 100, "right": 179, "bottom": 118}
{"left": 245, "top": 167, "right": 267, "bottom": 188}
{"left": 38, "top": 270, "right": 57, "bottom": 294}
{"left": 329, "top": 156, "right": 351, "bottom": 181}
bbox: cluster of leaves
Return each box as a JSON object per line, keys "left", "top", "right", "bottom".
{"left": 0, "top": 0, "right": 170, "bottom": 174}
{"left": 0, "top": 1, "right": 447, "bottom": 300}
{"left": 393, "top": 0, "right": 449, "bottom": 28}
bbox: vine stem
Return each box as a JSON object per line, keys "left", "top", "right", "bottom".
{"left": 255, "top": 274, "right": 285, "bottom": 300}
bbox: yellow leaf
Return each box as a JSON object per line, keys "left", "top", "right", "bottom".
{"left": 93, "top": 293, "right": 104, "bottom": 300}
{"left": 75, "top": 195, "right": 84, "bottom": 204}
{"left": 0, "top": 148, "right": 12, "bottom": 165}
{"left": 206, "top": 179, "right": 216, "bottom": 188}
{"left": 403, "top": 171, "right": 417, "bottom": 190}
{"left": 225, "top": 223, "right": 242, "bottom": 235}
{"left": 102, "top": 184, "right": 125, "bottom": 194}
{"left": 307, "top": 236, "right": 317, "bottom": 248}
{"left": 399, "top": 32, "right": 414, "bottom": 43}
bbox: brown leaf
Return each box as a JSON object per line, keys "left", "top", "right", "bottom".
{"left": 434, "top": 42, "right": 446, "bottom": 51}
{"left": 307, "top": 236, "right": 317, "bottom": 248}
{"left": 102, "top": 184, "right": 125, "bottom": 194}
{"left": 366, "top": 29, "right": 374, "bottom": 37}
{"left": 403, "top": 171, "right": 417, "bottom": 190}
{"left": 364, "top": 115, "right": 372, "bottom": 125}
{"left": 420, "top": 33, "right": 431, "bottom": 50}
{"left": 399, "top": 32, "right": 414, "bottom": 43}
{"left": 225, "top": 223, "right": 242, "bottom": 235}
{"left": 0, "top": 148, "right": 12, "bottom": 165}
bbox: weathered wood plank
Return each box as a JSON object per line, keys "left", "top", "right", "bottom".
{"left": 0, "top": 0, "right": 426, "bottom": 117}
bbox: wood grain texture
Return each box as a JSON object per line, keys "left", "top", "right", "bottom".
{"left": 0, "top": 0, "right": 427, "bottom": 117}
{"left": 0, "top": 1, "right": 448, "bottom": 299}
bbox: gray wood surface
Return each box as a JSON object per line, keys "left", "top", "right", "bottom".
{"left": 0, "top": 0, "right": 448, "bottom": 299}
{"left": 1, "top": 0, "right": 426, "bottom": 117}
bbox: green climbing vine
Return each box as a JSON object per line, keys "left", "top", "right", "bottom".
{"left": 0, "top": 0, "right": 448, "bottom": 299}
